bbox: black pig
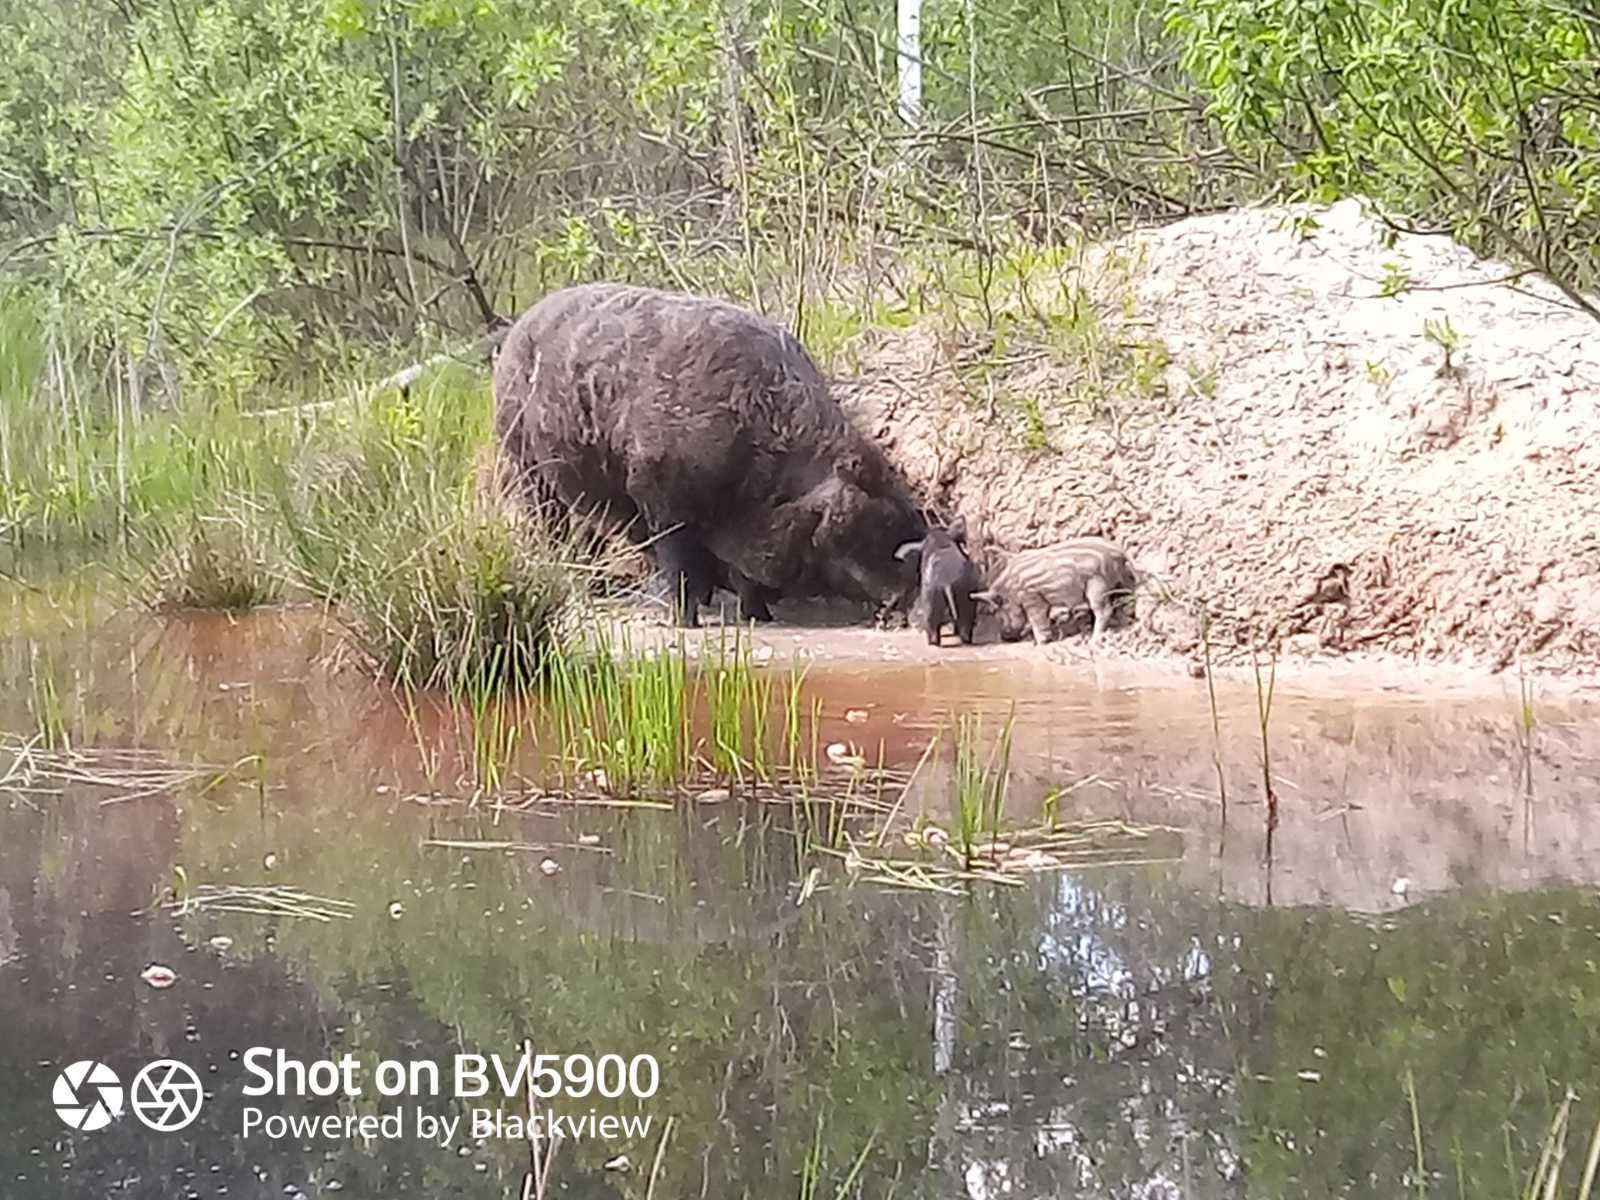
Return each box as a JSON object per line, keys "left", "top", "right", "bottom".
{"left": 493, "top": 284, "right": 925, "bottom": 627}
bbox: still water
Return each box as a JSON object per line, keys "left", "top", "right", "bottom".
{"left": 3, "top": 587, "right": 1598, "bottom": 1198}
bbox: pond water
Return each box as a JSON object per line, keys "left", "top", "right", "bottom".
{"left": 3, "top": 586, "right": 1599, "bottom": 1199}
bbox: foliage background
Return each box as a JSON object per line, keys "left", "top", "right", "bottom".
{"left": 7, "top": 0, "right": 1231, "bottom": 400}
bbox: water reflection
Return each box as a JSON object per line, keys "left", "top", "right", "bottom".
{"left": 2, "top": 596, "right": 1598, "bottom": 1197}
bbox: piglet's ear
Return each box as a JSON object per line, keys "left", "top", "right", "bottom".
{"left": 947, "top": 515, "right": 968, "bottom": 545}
{"left": 894, "top": 540, "right": 924, "bottom": 562}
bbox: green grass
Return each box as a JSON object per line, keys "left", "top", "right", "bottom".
{"left": 133, "top": 508, "right": 284, "bottom": 612}
{"left": 262, "top": 372, "right": 594, "bottom": 693}
{"left": 543, "top": 623, "right": 695, "bottom": 794}
{"left": 952, "top": 707, "right": 1016, "bottom": 869}
{"left": 0, "top": 288, "right": 623, "bottom": 693}
{"left": 540, "top": 625, "right": 824, "bottom": 799}
{"left": 0, "top": 295, "right": 305, "bottom": 559}
{"left": 465, "top": 675, "right": 521, "bottom": 794}
{"left": 284, "top": 494, "right": 575, "bottom": 693}
{"left": 27, "top": 651, "right": 72, "bottom": 752}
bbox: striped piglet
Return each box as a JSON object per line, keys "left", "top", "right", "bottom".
{"left": 974, "top": 536, "right": 1140, "bottom": 644}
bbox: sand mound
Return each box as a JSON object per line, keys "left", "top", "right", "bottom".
{"left": 842, "top": 198, "right": 1600, "bottom": 674}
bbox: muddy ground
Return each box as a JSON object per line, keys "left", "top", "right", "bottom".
{"left": 836, "top": 198, "right": 1600, "bottom": 680}
{"left": 609, "top": 597, "right": 1600, "bottom": 708}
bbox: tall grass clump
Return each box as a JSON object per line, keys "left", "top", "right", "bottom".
{"left": 284, "top": 489, "right": 573, "bottom": 693}
{"left": 704, "top": 626, "right": 780, "bottom": 782}
{"left": 534, "top": 625, "right": 821, "bottom": 799}
{"left": 132, "top": 508, "right": 284, "bottom": 611}
{"left": 779, "top": 656, "right": 816, "bottom": 790}
{"left": 544, "top": 624, "right": 694, "bottom": 793}
{"left": 952, "top": 707, "right": 1016, "bottom": 868}
{"left": 0, "top": 294, "right": 47, "bottom": 523}
{"left": 464, "top": 672, "right": 522, "bottom": 793}
{"left": 275, "top": 368, "right": 601, "bottom": 692}
{"left": 27, "top": 652, "right": 72, "bottom": 752}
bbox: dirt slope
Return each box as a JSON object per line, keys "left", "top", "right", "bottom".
{"left": 841, "top": 199, "right": 1600, "bottom": 675}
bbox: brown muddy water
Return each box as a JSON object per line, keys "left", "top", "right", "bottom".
{"left": 3, "top": 583, "right": 1600, "bottom": 1199}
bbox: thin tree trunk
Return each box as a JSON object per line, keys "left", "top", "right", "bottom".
{"left": 897, "top": 0, "right": 923, "bottom": 128}
{"left": 389, "top": 19, "right": 422, "bottom": 331}
{"left": 721, "top": 0, "right": 762, "bottom": 310}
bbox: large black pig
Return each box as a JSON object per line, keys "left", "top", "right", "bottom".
{"left": 492, "top": 283, "right": 926, "bottom": 626}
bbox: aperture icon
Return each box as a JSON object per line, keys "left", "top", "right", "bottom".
{"left": 130, "top": 1059, "right": 204, "bottom": 1132}
{"left": 53, "top": 1061, "right": 125, "bottom": 1131}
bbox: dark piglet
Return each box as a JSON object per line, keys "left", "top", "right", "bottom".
{"left": 896, "top": 518, "right": 981, "bottom": 646}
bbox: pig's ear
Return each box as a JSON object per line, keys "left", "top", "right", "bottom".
{"left": 947, "top": 515, "right": 968, "bottom": 545}
{"left": 743, "top": 494, "right": 826, "bottom": 588}
{"left": 894, "top": 539, "right": 924, "bottom": 562}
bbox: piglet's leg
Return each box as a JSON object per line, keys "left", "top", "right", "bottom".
{"left": 925, "top": 589, "right": 952, "bottom": 646}
{"left": 955, "top": 596, "right": 977, "bottom": 645}
{"left": 1085, "top": 576, "right": 1113, "bottom": 640}
{"left": 1023, "top": 597, "right": 1053, "bottom": 646}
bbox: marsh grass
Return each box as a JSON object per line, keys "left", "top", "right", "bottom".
{"left": 465, "top": 674, "right": 521, "bottom": 794}
{"left": 392, "top": 625, "right": 921, "bottom": 847}
{"left": 296, "top": 505, "right": 573, "bottom": 692}
{"left": 26, "top": 654, "right": 72, "bottom": 751}
{"left": 540, "top": 626, "right": 834, "bottom": 803}
{"left": 707, "top": 625, "right": 766, "bottom": 781}
{"left": 266, "top": 372, "right": 625, "bottom": 692}
{"left": 1, "top": 291, "right": 301, "bottom": 559}
{"left": 0, "top": 732, "right": 250, "bottom": 806}
{"left": 799, "top": 705, "right": 1180, "bottom": 893}
{"left": 1252, "top": 646, "right": 1280, "bottom": 838}
{"left": 0, "top": 295, "right": 47, "bottom": 505}
{"left": 421, "top": 659, "right": 1179, "bottom": 894}
{"left": 132, "top": 507, "right": 284, "bottom": 612}
{"left": 952, "top": 707, "right": 1016, "bottom": 869}
{"left": 3, "top": 317, "right": 623, "bottom": 692}
{"left": 543, "top": 623, "right": 694, "bottom": 794}
{"left": 160, "top": 883, "right": 356, "bottom": 923}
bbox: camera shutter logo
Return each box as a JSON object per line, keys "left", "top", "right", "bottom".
{"left": 130, "top": 1059, "right": 204, "bottom": 1132}
{"left": 53, "top": 1060, "right": 125, "bottom": 1131}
